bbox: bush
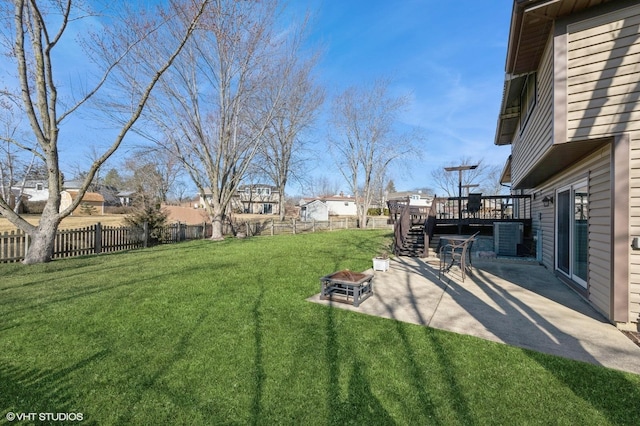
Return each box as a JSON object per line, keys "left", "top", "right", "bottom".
{"left": 367, "top": 208, "right": 389, "bottom": 216}
{"left": 104, "top": 206, "right": 134, "bottom": 215}
{"left": 124, "top": 205, "right": 169, "bottom": 246}
{"left": 79, "top": 202, "right": 97, "bottom": 215}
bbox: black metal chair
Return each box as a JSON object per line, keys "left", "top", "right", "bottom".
{"left": 438, "top": 232, "right": 480, "bottom": 282}
{"left": 466, "top": 193, "right": 482, "bottom": 218}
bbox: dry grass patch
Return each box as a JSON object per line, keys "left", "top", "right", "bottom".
{"left": 0, "top": 214, "right": 127, "bottom": 233}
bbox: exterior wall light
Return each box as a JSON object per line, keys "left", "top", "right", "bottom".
{"left": 542, "top": 195, "right": 553, "bottom": 207}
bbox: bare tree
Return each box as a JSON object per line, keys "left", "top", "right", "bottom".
{"left": 140, "top": 0, "right": 301, "bottom": 239}
{"left": 430, "top": 157, "right": 504, "bottom": 197}
{"left": 308, "top": 175, "right": 341, "bottom": 198}
{"left": 328, "top": 78, "right": 423, "bottom": 227}
{"left": 0, "top": 106, "right": 37, "bottom": 212}
{"left": 255, "top": 30, "right": 324, "bottom": 220}
{"left": 0, "top": 0, "right": 208, "bottom": 263}
{"left": 126, "top": 148, "right": 183, "bottom": 204}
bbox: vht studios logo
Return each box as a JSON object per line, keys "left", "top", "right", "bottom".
{"left": 6, "top": 412, "right": 84, "bottom": 422}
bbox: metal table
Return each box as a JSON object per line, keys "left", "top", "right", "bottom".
{"left": 320, "top": 270, "right": 374, "bottom": 307}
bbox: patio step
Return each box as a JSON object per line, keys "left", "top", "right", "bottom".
{"left": 426, "top": 235, "right": 441, "bottom": 258}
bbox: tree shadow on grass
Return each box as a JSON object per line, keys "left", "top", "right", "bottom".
{"left": 410, "top": 259, "right": 640, "bottom": 424}
{"left": 526, "top": 351, "right": 640, "bottom": 424}
{"left": 376, "top": 264, "right": 472, "bottom": 425}
{"left": 0, "top": 350, "right": 108, "bottom": 425}
{"left": 324, "top": 305, "right": 396, "bottom": 425}
{"left": 250, "top": 286, "right": 265, "bottom": 426}
{"left": 114, "top": 311, "right": 209, "bottom": 425}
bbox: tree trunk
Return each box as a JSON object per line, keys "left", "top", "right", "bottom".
{"left": 359, "top": 211, "right": 368, "bottom": 229}
{"left": 209, "top": 213, "right": 225, "bottom": 241}
{"left": 23, "top": 214, "right": 61, "bottom": 264}
{"left": 278, "top": 191, "right": 286, "bottom": 221}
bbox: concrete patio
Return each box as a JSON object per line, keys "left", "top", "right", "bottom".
{"left": 309, "top": 256, "right": 640, "bottom": 376}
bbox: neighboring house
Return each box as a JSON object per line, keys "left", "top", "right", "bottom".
{"left": 325, "top": 195, "right": 358, "bottom": 216}
{"left": 388, "top": 191, "right": 434, "bottom": 208}
{"left": 117, "top": 190, "right": 136, "bottom": 207}
{"left": 235, "top": 184, "right": 280, "bottom": 214}
{"left": 299, "top": 194, "right": 358, "bottom": 217}
{"left": 11, "top": 180, "right": 49, "bottom": 202}
{"left": 59, "top": 191, "right": 105, "bottom": 215}
{"left": 495, "top": 0, "right": 639, "bottom": 328}
{"left": 299, "top": 199, "right": 329, "bottom": 221}
{"left": 200, "top": 184, "right": 280, "bottom": 215}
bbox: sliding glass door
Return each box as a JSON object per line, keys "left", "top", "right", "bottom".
{"left": 555, "top": 180, "right": 588, "bottom": 288}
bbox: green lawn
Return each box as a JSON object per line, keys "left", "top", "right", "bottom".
{"left": 1, "top": 230, "right": 639, "bottom": 425}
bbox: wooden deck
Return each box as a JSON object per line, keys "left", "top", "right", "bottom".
{"left": 388, "top": 194, "right": 533, "bottom": 257}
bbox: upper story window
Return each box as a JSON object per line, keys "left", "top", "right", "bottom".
{"left": 35, "top": 183, "right": 43, "bottom": 191}
{"left": 520, "top": 72, "right": 537, "bottom": 132}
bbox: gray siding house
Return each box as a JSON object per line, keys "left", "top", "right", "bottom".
{"left": 496, "top": 0, "right": 640, "bottom": 329}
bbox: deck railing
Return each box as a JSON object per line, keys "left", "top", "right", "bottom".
{"left": 438, "top": 194, "right": 532, "bottom": 222}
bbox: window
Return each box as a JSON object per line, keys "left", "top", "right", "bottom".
{"left": 520, "top": 72, "right": 537, "bottom": 131}
{"left": 36, "top": 183, "right": 43, "bottom": 191}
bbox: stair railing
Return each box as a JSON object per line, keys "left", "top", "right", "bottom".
{"left": 389, "top": 197, "right": 412, "bottom": 256}
{"left": 423, "top": 196, "right": 440, "bottom": 257}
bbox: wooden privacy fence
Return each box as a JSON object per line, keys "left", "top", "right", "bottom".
{"left": 0, "top": 217, "right": 392, "bottom": 263}
{"left": 0, "top": 224, "right": 147, "bottom": 263}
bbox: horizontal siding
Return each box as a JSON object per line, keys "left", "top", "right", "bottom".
{"left": 629, "top": 133, "right": 640, "bottom": 322}
{"left": 512, "top": 34, "right": 554, "bottom": 187}
{"left": 567, "top": 4, "right": 640, "bottom": 141}
{"left": 530, "top": 147, "right": 611, "bottom": 316}
{"left": 588, "top": 152, "right": 612, "bottom": 316}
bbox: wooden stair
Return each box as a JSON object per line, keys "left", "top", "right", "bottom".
{"left": 396, "top": 225, "right": 425, "bottom": 257}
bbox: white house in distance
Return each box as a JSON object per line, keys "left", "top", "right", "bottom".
{"left": 387, "top": 191, "right": 434, "bottom": 208}
{"left": 11, "top": 180, "right": 49, "bottom": 202}
{"left": 299, "top": 199, "right": 329, "bottom": 221}
{"left": 298, "top": 194, "right": 358, "bottom": 221}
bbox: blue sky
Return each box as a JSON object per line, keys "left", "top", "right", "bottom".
{"left": 2, "top": 0, "right": 514, "bottom": 196}
{"left": 299, "top": 0, "right": 514, "bottom": 193}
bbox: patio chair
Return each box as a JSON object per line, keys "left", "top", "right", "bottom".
{"left": 438, "top": 232, "right": 480, "bottom": 282}
{"left": 466, "top": 193, "right": 482, "bottom": 218}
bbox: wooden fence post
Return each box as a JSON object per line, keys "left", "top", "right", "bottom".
{"left": 292, "top": 218, "right": 296, "bottom": 234}
{"left": 312, "top": 219, "right": 315, "bottom": 233}
{"left": 271, "top": 219, "right": 274, "bottom": 236}
{"left": 95, "top": 223, "right": 102, "bottom": 254}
